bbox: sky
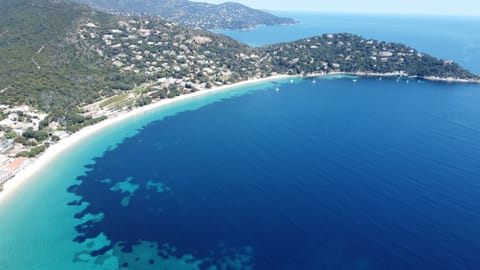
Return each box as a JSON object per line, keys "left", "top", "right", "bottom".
{"left": 201, "top": 0, "right": 480, "bottom": 16}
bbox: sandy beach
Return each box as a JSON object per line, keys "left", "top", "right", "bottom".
{"left": 0, "top": 74, "right": 293, "bottom": 206}
{"left": 3, "top": 69, "right": 474, "bottom": 206}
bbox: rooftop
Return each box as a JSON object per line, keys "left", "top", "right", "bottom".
{"left": 6, "top": 157, "right": 29, "bottom": 171}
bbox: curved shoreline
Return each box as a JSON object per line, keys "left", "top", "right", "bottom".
{"left": 0, "top": 71, "right": 477, "bottom": 206}
{"left": 0, "top": 74, "right": 293, "bottom": 206}
{"left": 307, "top": 71, "right": 480, "bottom": 84}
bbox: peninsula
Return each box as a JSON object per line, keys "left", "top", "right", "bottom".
{"left": 71, "top": 0, "right": 296, "bottom": 30}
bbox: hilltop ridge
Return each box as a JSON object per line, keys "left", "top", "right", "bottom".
{"left": 71, "top": 0, "right": 296, "bottom": 30}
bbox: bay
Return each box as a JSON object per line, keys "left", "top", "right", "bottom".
{"left": 1, "top": 13, "right": 480, "bottom": 270}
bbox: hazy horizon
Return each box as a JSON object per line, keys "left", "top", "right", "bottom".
{"left": 202, "top": 0, "right": 480, "bottom": 16}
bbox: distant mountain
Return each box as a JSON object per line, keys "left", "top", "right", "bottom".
{"left": 71, "top": 0, "right": 296, "bottom": 30}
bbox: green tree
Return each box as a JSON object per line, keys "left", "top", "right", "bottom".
{"left": 4, "top": 131, "right": 16, "bottom": 139}
{"left": 14, "top": 136, "right": 27, "bottom": 145}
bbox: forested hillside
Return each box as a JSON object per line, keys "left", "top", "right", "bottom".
{"left": 0, "top": 0, "right": 477, "bottom": 116}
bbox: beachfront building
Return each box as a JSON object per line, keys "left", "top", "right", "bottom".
{"left": 0, "top": 157, "right": 32, "bottom": 185}
{"left": 5, "top": 157, "right": 31, "bottom": 176}
{"left": 0, "top": 155, "right": 10, "bottom": 167}
{"left": 0, "top": 170, "right": 12, "bottom": 184}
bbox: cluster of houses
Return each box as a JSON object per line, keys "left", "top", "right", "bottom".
{"left": 79, "top": 18, "right": 264, "bottom": 94}
{"left": 0, "top": 105, "right": 46, "bottom": 187}
{"left": 0, "top": 105, "right": 46, "bottom": 134}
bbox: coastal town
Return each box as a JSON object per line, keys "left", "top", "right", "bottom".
{"left": 0, "top": 100, "right": 123, "bottom": 190}
{"left": 0, "top": 105, "right": 49, "bottom": 189}
{"left": 77, "top": 17, "right": 270, "bottom": 94}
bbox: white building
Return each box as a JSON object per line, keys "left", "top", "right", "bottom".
{"left": 0, "top": 170, "right": 12, "bottom": 184}
{"left": 0, "top": 155, "right": 10, "bottom": 167}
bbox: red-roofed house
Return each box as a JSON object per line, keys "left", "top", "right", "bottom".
{"left": 6, "top": 157, "right": 30, "bottom": 175}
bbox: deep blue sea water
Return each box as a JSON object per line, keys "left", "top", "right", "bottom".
{"left": 1, "top": 13, "right": 480, "bottom": 270}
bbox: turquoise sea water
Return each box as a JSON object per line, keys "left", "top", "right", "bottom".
{"left": 1, "top": 14, "right": 480, "bottom": 270}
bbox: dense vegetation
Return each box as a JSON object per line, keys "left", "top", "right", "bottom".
{"left": 0, "top": 0, "right": 478, "bottom": 118}
{"left": 0, "top": 0, "right": 120, "bottom": 112}
{"left": 71, "top": 0, "right": 295, "bottom": 30}
{"left": 263, "top": 34, "right": 479, "bottom": 79}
